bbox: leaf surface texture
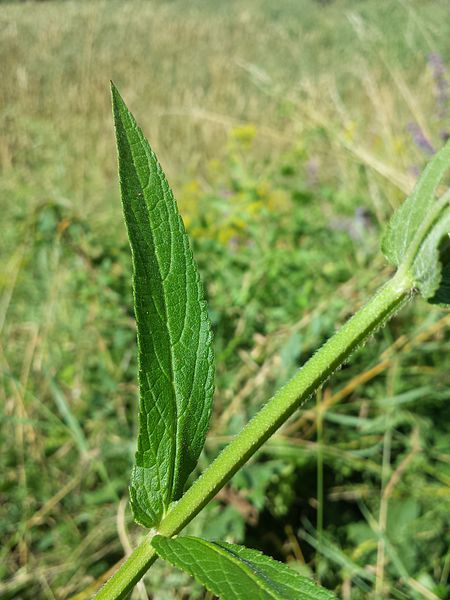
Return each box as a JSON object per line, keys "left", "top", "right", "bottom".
{"left": 112, "top": 84, "right": 214, "bottom": 527}
{"left": 382, "top": 140, "right": 450, "bottom": 304}
{"left": 152, "top": 535, "right": 337, "bottom": 600}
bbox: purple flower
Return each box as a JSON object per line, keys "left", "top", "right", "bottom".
{"left": 407, "top": 122, "right": 435, "bottom": 156}
{"left": 428, "top": 52, "right": 449, "bottom": 119}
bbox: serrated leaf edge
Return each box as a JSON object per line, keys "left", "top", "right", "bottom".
{"left": 111, "top": 83, "right": 214, "bottom": 526}
{"left": 152, "top": 535, "right": 335, "bottom": 600}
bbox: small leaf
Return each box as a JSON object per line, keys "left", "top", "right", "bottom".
{"left": 430, "top": 250, "right": 450, "bottom": 304}
{"left": 111, "top": 84, "right": 214, "bottom": 527}
{"left": 152, "top": 535, "right": 337, "bottom": 600}
{"left": 382, "top": 140, "right": 450, "bottom": 304}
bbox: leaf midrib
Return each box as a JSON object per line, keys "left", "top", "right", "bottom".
{"left": 125, "top": 130, "right": 181, "bottom": 507}
{"left": 197, "top": 539, "right": 290, "bottom": 599}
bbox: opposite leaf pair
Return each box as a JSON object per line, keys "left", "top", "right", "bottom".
{"left": 113, "top": 81, "right": 450, "bottom": 529}
{"left": 112, "top": 84, "right": 336, "bottom": 599}
{"left": 110, "top": 83, "right": 450, "bottom": 600}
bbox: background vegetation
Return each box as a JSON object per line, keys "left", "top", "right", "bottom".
{"left": 1, "top": 1, "right": 450, "bottom": 598}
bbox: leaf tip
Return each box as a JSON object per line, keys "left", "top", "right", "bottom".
{"left": 110, "top": 81, "right": 127, "bottom": 121}
{"left": 110, "top": 79, "right": 119, "bottom": 97}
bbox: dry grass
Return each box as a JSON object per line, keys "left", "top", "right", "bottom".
{"left": 1, "top": 1, "right": 450, "bottom": 598}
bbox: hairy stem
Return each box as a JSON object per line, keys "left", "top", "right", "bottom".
{"left": 93, "top": 271, "right": 413, "bottom": 600}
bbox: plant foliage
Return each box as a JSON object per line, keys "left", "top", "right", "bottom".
{"left": 111, "top": 84, "right": 337, "bottom": 599}
{"left": 112, "top": 84, "right": 215, "bottom": 528}
{"left": 382, "top": 139, "right": 450, "bottom": 304}
{"left": 152, "top": 535, "right": 337, "bottom": 600}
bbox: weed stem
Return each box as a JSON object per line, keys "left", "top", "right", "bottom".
{"left": 92, "top": 271, "right": 413, "bottom": 600}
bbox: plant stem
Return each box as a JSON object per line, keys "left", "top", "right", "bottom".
{"left": 93, "top": 271, "right": 413, "bottom": 600}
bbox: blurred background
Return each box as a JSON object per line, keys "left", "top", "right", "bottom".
{"left": 1, "top": 1, "right": 450, "bottom": 598}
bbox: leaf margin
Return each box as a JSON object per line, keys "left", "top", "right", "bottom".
{"left": 382, "top": 139, "right": 450, "bottom": 304}
{"left": 152, "top": 534, "right": 337, "bottom": 600}
{"left": 111, "top": 82, "right": 215, "bottom": 527}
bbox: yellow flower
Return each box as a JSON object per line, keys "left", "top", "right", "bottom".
{"left": 230, "top": 124, "right": 257, "bottom": 147}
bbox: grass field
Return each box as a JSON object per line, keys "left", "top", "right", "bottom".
{"left": 1, "top": 1, "right": 450, "bottom": 598}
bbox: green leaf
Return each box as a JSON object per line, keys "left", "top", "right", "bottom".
{"left": 111, "top": 83, "right": 214, "bottom": 527}
{"left": 382, "top": 140, "right": 450, "bottom": 304}
{"left": 152, "top": 535, "right": 337, "bottom": 600}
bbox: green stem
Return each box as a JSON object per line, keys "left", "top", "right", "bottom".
{"left": 93, "top": 271, "right": 413, "bottom": 600}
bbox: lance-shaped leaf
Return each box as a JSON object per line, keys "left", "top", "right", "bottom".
{"left": 152, "top": 535, "right": 337, "bottom": 600}
{"left": 111, "top": 84, "right": 214, "bottom": 527}
{"left": 382, "top": 139, "right": 450, "bottom": 305}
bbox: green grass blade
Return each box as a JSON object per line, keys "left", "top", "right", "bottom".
{"left": 111, "top": 83, "right": 214, "bottom": 528}
{"left": 49, "top": 379, "right": 88, "bottom": 456}
{"left": 152, "top": 535, "right": 337, "bottom": 600}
